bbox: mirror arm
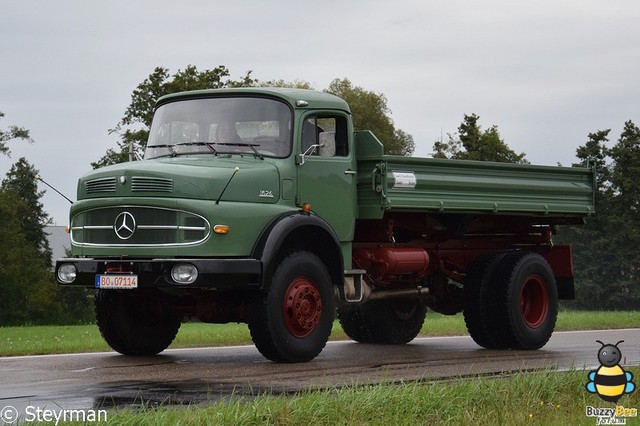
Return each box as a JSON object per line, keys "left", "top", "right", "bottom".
{"left": 298, "top": 143, "right": 323, "bottom": 165}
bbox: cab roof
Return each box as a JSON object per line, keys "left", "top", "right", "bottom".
{"left": 156, "top": 87, "right": 351, "bottom": 113}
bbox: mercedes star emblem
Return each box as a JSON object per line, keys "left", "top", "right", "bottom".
{"left": 114, "top": 211, "right": 136, "bottom": 240}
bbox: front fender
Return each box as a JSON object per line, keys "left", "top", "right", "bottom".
{"left": 252, "top": 212, "right": 343, "bottom": 289}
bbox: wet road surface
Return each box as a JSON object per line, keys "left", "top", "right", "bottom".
{"left": 1, "top": 329, "right": 639, "bottom": 412}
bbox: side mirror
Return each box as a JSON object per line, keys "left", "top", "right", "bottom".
{"left": 298, "top": 143, "right": 321, "bottom": 165}
{"left": 298, "top": 132, "right": 336, "bottom": 165}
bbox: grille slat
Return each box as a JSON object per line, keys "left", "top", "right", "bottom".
{"left": 86, "top": 177, "right": 116, "bottom": 193}
{"left": 131, "top": 177, "right": 173, "bottom": 192}
{"left": 71, "top": 206, "right": 209, "bottom": 246}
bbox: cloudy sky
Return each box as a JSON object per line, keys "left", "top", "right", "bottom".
{"left": 1, "top": 1, "right": 638, "bottom": 224}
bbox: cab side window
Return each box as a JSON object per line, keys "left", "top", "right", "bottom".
{"left": 301, "top": 115, "right": 349, "bottom": 157}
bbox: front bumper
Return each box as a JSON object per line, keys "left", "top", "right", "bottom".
{"left": 55, "top": 258, "right": 262, "bottom": 289}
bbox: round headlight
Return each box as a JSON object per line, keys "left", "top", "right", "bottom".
{"left": 57, "top": 264, "right": 77, "bottom": 283}
{"left": 171, "top": 263, "right": 198, "bottom": 284}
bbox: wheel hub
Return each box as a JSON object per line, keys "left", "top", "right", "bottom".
{"left": 283, "top": 278, "right": 322, "bottom": 338}
{"left": 520, "top": 274, "right": 548, "bottom": 328}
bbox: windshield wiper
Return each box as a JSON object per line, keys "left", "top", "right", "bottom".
{"left": 147, "top": 142, "right": 218, "bottom": 158}
{"left": 215, "top": 142, "right": 264, "bottom": 160}
{"left": 148, "top": 144, "right": 178, "bottom": 158}
{"left": 175, "top": 142, "right": 218, "bottom": 155}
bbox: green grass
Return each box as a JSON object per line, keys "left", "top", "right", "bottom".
{"left": 72, "top": 369, "right": 640, "bottom": 425}
{"left": 0, "top": 310, "right": 638, "bottom": 357}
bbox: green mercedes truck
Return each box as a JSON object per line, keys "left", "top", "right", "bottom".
{"left": 55, "top": 88, "right": 595, "bottom": 363}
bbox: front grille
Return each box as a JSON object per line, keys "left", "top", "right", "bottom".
{"left": 131, "top": 177, "right": 173, "bottom": 192}
{"left": 71, "top": 206, "right": 210, "bottom": 246}
{"left": 86, "top": 177, "right": 116, "bottom": 193}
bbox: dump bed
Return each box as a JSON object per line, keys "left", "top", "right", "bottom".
{"left": 355, "top": 131, "right": 595, "bottom": 220}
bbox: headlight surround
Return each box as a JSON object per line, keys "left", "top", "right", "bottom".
{"left": 57, "top": 264, "right": 77, "bottom": 283}
{"left": 171, "top": 263, "right": 199, "bottom": 284}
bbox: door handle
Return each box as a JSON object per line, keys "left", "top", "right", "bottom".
{"left": 344, "top": 170, "right": 357, "bottom": 175}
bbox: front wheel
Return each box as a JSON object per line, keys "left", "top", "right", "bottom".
{"left": 95, "top": 289, "right": 181, "bottom": 356}
{"left": 248, "top": 251, "right": 335, "bottom": 363}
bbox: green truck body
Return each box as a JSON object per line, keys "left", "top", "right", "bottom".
{"left": 56, "top": 88, "right": 595, "bottom": 362}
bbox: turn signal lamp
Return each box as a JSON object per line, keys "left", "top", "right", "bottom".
{"left": 213, "top": 224, "right": 230, "bottom": 234}
{"left": 302, "top": 203, "right": 312, "bottom": 213}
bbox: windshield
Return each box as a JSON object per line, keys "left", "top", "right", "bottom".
{"left": 144, "top": 97, "right": 292, "bottom": 159}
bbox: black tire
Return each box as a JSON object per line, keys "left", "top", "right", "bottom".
{"left": 337, "top": 298, "right": 427, "bottom": 344}
{"left": 248, "top": 251, "right": 335, "bottom": 363}
{"left": 463, "top": 252, "right": 510, "bottom": 349}
{"left": 491, "top": 251, "right": 558, "bottom": 350}
{"left": 95, "top": 289, "right": 181, "bottom": 356}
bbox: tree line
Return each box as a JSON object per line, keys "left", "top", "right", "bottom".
{"left": 0, "top": 122, "right": 94, "bottom": 325}
{"left": 1, "top": 65, "right": 638, "bottom": 325}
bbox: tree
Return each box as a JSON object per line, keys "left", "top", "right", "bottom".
{"left": 93, "top": 65, "right": 256, "bottom": 168}
{"left": 433, "top": 114, "right": 528, "bottom": 164}
{"left": 0, "top": 189, "right": 60, "bottom": 324}
{"left": 0, "top": 159, "right": 68, "bottom": 324}
{"left": 609, "top": 121, "right": 640, "bottom": 212}
{"left": 557, "top": 122, "right": 640, "bottom": 309}
{"left": 325, "top": 78, "right": 414, "bottom": 156}
{"left": 2, "top": 158, "right": 53, "bottom": 266}
{"left": 0, "top": 110, "right": 33, "bottom": 156}
{"left": 258, "top": 79, "right": 313, "bottom": 89}
{"left": 0, "top": 120, "right": 94, "bottom": 324}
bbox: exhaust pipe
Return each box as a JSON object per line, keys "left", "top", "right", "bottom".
{"left": 341, "top": 273, "right": 428, "bottom": 303}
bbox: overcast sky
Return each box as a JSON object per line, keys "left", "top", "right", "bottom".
{"left": 1, "top": 1, "right": 639, "bottom": 225}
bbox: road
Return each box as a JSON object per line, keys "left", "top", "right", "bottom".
{"left": 1, "top": 329, "right": 639, "bottom": 414}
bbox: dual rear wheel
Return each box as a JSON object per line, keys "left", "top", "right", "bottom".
{"left": 463, "top": 251, "right": 558, "bottom": 350}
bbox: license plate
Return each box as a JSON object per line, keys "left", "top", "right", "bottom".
{"left": 95, "top": 274, "right": 138, "bottom": 289}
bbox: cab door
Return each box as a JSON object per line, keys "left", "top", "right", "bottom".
{"left": 296, "top": 113, "right": 357, "bottom": 242}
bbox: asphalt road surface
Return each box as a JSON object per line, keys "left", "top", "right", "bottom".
{"left": 1, "top": 329, "right": 639, "bottom": 414}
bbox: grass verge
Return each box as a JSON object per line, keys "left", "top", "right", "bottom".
{"left": 76, "top": 369, "right": 640, "bottom": 425}
{"left": 0, "top": 310, "right": 638, "bottom": 357}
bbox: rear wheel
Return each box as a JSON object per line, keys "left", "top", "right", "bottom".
{"left": 493, "top": 252, "right": 558, "bottom": 349}
{"left": 463, "top": 252, "right": 509, "bottom": 349}
{"left": 249, "top": 251, "right": 334, "bottom": 363}
{"left": 337, "top": 298, "right": 427, "bottom": 344}
{"left": 464, "top": 251, "right": 558, "bottom": 350}
{"left": 95, "top": 289, "right": 181, "bottom": 356}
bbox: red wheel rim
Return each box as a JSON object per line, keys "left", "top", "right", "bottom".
{"left": 520, "top": 274, "right": 548, "bottom": 328}
{"left": 283, "top": 277, "right": 322, "bottom": 338}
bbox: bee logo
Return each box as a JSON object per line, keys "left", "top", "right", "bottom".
{"left": 586, "top": 340, "right": 635, "bottom": 403}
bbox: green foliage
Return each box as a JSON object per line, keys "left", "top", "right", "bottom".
{"left": 2, "top": 157, "right": 52, "bottom": 265}
{"left": 326, "top": 78, "right": 415, "bottom": 156}
{"left": 433, "top": 113, "right": 528, "bottom": 164}
{"left": 0, "top": 110, "right": 33, "bottom": 157}
{"left": 558, "top": 121, "right": 640, "bottom": 309}
{"left": 0, "top": 189, "right": 59, "bottom": 324}
{"left": 0, "top": 123, "right": 94, "bottom": 325}
{"left": 258, "top": 79, "right": 313, "bottom": 89}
